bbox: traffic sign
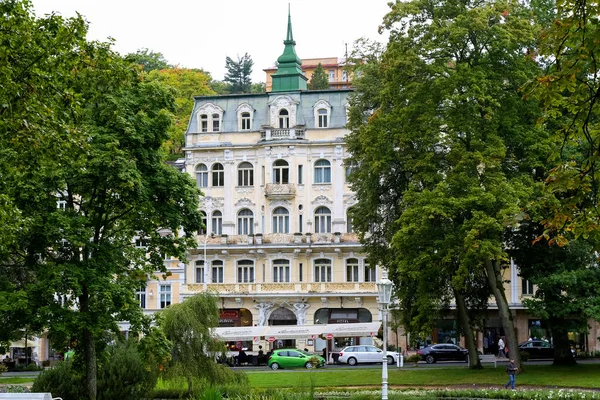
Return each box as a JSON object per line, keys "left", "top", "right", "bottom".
{"left": 268, "top": 336, "right": 275, "bottom": 343}
{"left": 326, "top": 333, "right": 333, "bottom": 340}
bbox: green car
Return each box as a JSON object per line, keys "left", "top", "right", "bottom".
{"left": 268, "top": 349, "right": 326, "bottom": 370}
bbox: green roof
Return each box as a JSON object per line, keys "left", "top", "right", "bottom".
{"left": 271, "top": 7, "right": 307, "bottom": 92}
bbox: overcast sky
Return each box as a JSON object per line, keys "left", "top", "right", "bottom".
{"left": 30, "top": 0, "right": 392, "bottom": 83}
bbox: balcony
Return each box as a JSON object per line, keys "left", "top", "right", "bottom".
{"left": 264, "top": 183, "right": 296, "bottom": 199}
{"left": 260, "top": 127, "right": 305, "bottom": 141}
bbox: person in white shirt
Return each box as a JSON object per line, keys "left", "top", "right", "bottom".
{"left": 497, "top": 337, "right": 505, "bottom": 358}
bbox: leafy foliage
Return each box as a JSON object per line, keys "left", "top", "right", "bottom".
{"left": 308, "top": 63, "right": 329, "bottom": 90}
{"left": 160, "top": 293, "right": 237, "bottom": 396}
{"left": 224, "top": 53, "right": 254, "bottom": 93}
{"left": 529, "top": 0, "right": 600, "bottom": 245}
{"left": 32, "top": 361, "right": 86, "bottom": 400}
{"left": 147, "top": 67, "right": 215, "bottom": 157}
{"left": 0, "top": 2, "right": 203, "bottom": 399}
{"left": 346, "top": 0, "right": 548, "bottom": 368}
{"left": 126, "top": 48, "right": 171, "bottom": 72}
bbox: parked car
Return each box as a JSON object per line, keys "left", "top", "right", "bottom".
{"left": 417, "top": 344, "right": 469, "bottom": 364}
{"left": 268, "top": 349, "right": 325, "bottom": 370}
{"left": 518, "top": 340, "right": 554, "bottom": 359}
{"left": 338, "top": 345, "right": 400, "bottom": 366}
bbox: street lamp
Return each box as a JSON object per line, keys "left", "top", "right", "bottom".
{"left": 377, "top": 269, "right": 394, "bottom": 400}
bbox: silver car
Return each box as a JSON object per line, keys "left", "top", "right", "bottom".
{"left": 338, "top": 345, "right": 400, "bottom": 366}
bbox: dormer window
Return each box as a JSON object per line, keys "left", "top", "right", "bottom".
{"left": 237, "top": 103, "right": 254, "bottom": 131}
{"left": 196, "top": 103, "right": 224, "bottom": 133}
{"left": 279, "top": 109, "right": 290, "bottom": 128}
{"left": 313, "top": 100, "right": 332, "bottom": 129}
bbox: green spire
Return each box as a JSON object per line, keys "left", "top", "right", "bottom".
{"left": 271, "top": 5, "right": 307, "bottom": 92}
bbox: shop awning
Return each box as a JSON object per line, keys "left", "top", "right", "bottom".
{"left": 263, "top": 325, "right": 324, "bottom": 340}
{"left": 213, "top": 326, "right": 268, "bottom": 341}
{"left": 321, "top": 322, "right": 381, "bottom": 337}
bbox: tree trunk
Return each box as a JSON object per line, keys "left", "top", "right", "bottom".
{"left": 550, "top": 318, "right": 576, "bottom": 366}
{"left": 484, "top": 260, "right": 521, "bottom": 369}
{"left": 454, "top": 289, "right": 481, "bottom": 369}
{"left": 80, "top": 287, "right": 97, "bottom": 400}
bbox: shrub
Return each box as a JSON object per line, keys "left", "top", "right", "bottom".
{"left": 41, "top": 360, "right": 50, "bottom": 367}
{"left": 97, "top": 342, "right": 156, "bottom": 400}
{"left": 0, "top": 364, "right": 8, "bottom": 375}
{"left": 32, "top": 361, "right": 86, "bottom": 400}
{"left": 406, "top": 354, "right": 421, "bottom": 364}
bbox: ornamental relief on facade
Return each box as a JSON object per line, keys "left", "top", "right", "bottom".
{"left": 200, "top": 196, "right": 224, "bottom": 210}
{"left": 343, "top": 194, "right": 357, "bottom": 207}
{"left": 263, "top": 233, "right": 294, "bottom": 244}
{"left": 196, "top": 102, "right": 224, "bottom": 117}
{"left": 312, "top": 233, "right": 333, "bottom": 243}
{"left": 311, "top": 195, "right": 333, "bottom": 206}
{"left": 234, "top": 197, "right": 255, "bottom": 208}
{"left": 325, "top": 283, "right": 359, "bottom": 292}
{"left": 268, "top": 95, "right": 298, "bottom": 127}
{"left": 269, "top": 199, "right": 291, "bottom": 211}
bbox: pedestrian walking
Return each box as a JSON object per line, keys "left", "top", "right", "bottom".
{"left": 497, "top": 337, "right": 505, "bottom": 358}
{"left": 504, "top": 358, "right": 519, "bottom": 390}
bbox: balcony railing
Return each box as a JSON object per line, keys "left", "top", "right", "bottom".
{"left": 260, "top": 127, "right": 305, "bottom": 141}
{"left": 183, "top": 282, "right": 377, "bottom": 295}
{"left": 264, "top": 183, "right": 296, "bottom": 199}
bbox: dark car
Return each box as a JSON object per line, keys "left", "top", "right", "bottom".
{"left": 518, "top": 340, "right": 554, "bottom": 359}
{"left": 417, "top": 344, "right": 468, "bottom": 364}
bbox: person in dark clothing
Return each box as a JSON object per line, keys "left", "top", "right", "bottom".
{"left": 235, "top": 349, "right": 247, "bottom": 366}
{"left": 504, "top": 359, "right": 519, "bottom": 389}
{"left": 257, "top": 345, "right": 265, "bottom": 365}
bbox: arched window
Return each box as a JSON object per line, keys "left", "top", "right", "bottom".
{"left": 241, "top": 112, "right": 251, "bottom": 130}
{"left": 211, "top": 211, "right": 223, "bottom": 235}
{"left": 314, "top": 159, "right": 331, "bottom": 183}
{"left": 212, "top": 163, "right": 224, "bottom": 187}
{"left": 237, "top": 259, "right": 255, "bottom": 283}
{"left": 212, "top": 113, "right": 220, "bottom": 132}
{"left": 346, "top": 258, "right": 359, "bottom": 282}
{"left": 272, "top": 207, "right": 290, "bottom": 234}
{"left": 273, "top": 259, "right": 290, "bottom": 283}
{"left": 238, "top": 162, "right": 254, "bottom": 186}
{"left": 198, "top": 211, "right": 207, "bottom": 235}
{"left": 237, "top": 209, "right": 254, "bottom": 235}
{"left": 212, "top": 260, "right": 224, "bottom": 283}
{"left": 200, "top": 114, "right": 208, "bottom": 132}
{"left": 317, "top": 108, "right": 328, "bottom": 128}
{"left": 195, "top": 164, "right": 208, "bottom": 188}
{"left": 195, "top": 260, "right": 205, "bottom": 283}
{"left": 273, "top": 159, "right": 289, "bottom": 184}
{"left": 314, "top": 259, "right": 332, "bottom": 282}
{"left": 278, "top": 109, "right": 289, "bottom": 128}
{"left": 314, "top": 206, "right": 332, "bottom": 233}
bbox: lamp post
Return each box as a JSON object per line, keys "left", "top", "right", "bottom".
{"left": 377, "top": 270, "right": 394, "bottom": 400}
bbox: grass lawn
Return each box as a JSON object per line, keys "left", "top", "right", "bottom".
{"left": 0, "top": 377, "right": 35, "bottom": 385}
{"left": 246, "top": 364, "right": 600, "bottom": 389}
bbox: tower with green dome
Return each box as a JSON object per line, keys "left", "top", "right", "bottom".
{"left": 271, "top": 7, "right": 308, "bottom": 92}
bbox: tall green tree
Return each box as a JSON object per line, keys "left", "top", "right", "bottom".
{"left": 126, "top": 48, "right": 171, "bottom": 72}
{"left": 308, "top": 63, "right": 329, "bottom": 90}
{"left": 347, "top": 0, "right": 548, "bottom": 369}
{"left": 0, "top": 2, "right": 203, "bottom": 398}
{"left": 160, "top": 293, "right": 245, "bottom": 396}
{"left": 507, "top": 221, "right": 600, "bottom": 365}
{"left": 224, "top": 53, "right": 254, "bottom": 93}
